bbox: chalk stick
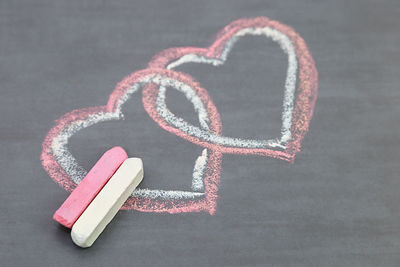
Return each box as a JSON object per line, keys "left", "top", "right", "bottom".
{"left": 71, "top": 158, "right": 144, "bottom": 248}
{"left": 53, "top": 147, "right": 128, "bottom": 228}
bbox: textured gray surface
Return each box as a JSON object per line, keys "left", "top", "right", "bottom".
{"left": 1, "top": 0, "right": 400, "bottom": 266}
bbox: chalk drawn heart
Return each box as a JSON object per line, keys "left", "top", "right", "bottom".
{"left": 41, "top": 17, "right": 318, "bottom": 215}
{"left": 41, "top": 68, "right": 222, "bottom": 214}
{"left": 145, "top": 17, "right": 318, "bottom": 162}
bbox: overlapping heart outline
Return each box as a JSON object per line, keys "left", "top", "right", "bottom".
{"left": 41, "top": 17, "right": 318, "bottom": 215}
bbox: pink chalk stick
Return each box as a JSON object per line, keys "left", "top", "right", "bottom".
{"left": 53, "top": 146, "right": 128, "bottom": 228}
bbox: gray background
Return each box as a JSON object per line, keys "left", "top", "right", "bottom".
{"left": 1, "top": 0, "right": 400, "bottom": 266}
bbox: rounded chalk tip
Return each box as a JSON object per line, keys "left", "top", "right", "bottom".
{"left": 124, "top": 157, "right": 143, "bottom": 168}
{"left": 107, "top": 146, "right": 128, "bottom": 158}
{"left": 71, "top": 229, "right": 91, "bottom": 248}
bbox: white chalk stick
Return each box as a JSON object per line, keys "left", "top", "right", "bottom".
{"left": 71, "top": 158, "right": 143, "bottom": 248}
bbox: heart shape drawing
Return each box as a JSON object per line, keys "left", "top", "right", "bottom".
{"left": 144, "top": 17, "right": 318, "bottom": 162}
{"left": 42, "top": 68, "right": 223, "bottom": 214}
{"left": 41, "top": 17, "right": 318, "bottom": 215}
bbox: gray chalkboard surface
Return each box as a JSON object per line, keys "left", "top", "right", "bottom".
{"left": 1, "top": 0, "right": 400, "bottom": 266}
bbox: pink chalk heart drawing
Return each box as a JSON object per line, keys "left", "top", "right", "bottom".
{"left": 145, "top": 17, "right": 318, "bottom": 162}
{"left": 41, "top": 16, "right": 318, "bottom": 215}
{"left": 41, "top": 68, "right": 223, "bottom": 214}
